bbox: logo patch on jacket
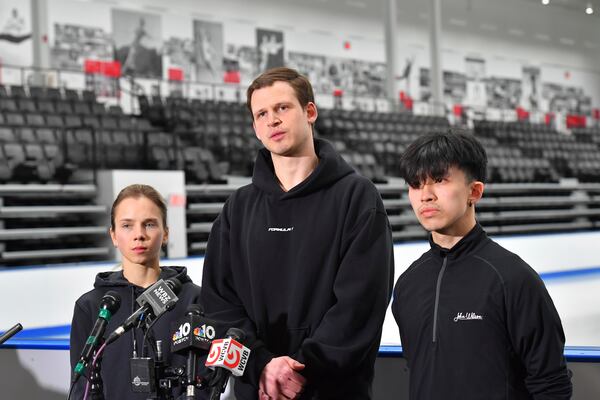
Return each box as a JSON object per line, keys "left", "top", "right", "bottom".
{"left": 453, "top": 312, "right": 483, "bottom": 322}
{"left": 267, "top": 227, "right": 294, "bottom": 232}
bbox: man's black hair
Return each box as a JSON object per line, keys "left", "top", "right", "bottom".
{"left": 399, "top": 130, "right": 487, "bottom": 188}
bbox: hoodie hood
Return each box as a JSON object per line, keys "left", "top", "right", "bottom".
{"left": 252, "top": 138, "right": 355, "bottom": 199}
{"left": 93, "top": 265, "right": 192, "bottom": 289}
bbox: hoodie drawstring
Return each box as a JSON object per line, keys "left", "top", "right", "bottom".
{"left": 130, "top": 286, "right": 138, "bottom": 358}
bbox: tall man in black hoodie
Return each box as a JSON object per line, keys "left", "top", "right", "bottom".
{"left": 392, "top": 132, "right": 572, "bottom": 399}
{"left": 201, "top": 67, "right": 394, "bottom": 399}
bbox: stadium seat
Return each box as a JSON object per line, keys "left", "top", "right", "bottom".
{"left": 5, "top": 112, "right": 25, "bottom": 126}
{"left": 64, "top": 88, "right": 79, "bottom": 102}
{"left": 25, "top": 113, "right": 45, "bottom": 127}
{"left": 9, "top": 85, "right": 26, "bottom": 98}
{"left": 17, "top": 98, "right": 37, "bottom": 113}
{"left": 55, "top": 100, "right": 74, "bottom": 115}
{"left": 37, "top": 100, "right": 56, "bottom": 114}
{"left": 45, "top": 115, "right": 64, "bottom": 129}
{"left": 0, "top": 98, "right": 18, "bottom": 113}
{"left": 74, "top": 102, "right": 92, "bottom": 115}
{"left": 0, "top": 127, "right": 17, "bottom": 143}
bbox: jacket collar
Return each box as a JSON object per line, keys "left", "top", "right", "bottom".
{"left": 428, "top": 223, "right": 489, "bottom": 260}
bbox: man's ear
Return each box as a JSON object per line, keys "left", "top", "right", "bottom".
{"left": 469, "top": 181, "right": 485, "bottom": 206}
{"left": 306, "top": 102, "right": 318, "bottom": 124}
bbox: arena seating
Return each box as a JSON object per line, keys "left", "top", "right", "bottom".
{"left": 475, "top": 120, "right": 600, "bottom": 183}
{"left": 3, "top": 83, "right": 600, "bottom": 263}
{"left": 315, "top": 108, "right": 450, "bottom": 182}
{"left": 139, "top": 94, "right": 258, "bottom": 179}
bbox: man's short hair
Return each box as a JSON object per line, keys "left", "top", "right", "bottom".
{"left": 400, "top": 130, "right": 487, "bottom": 188}
{"left": 246, "top": 67, "right": 315, "bottom": 116}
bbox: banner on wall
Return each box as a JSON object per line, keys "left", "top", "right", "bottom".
{"left": 193, "top": 20, "right": 224, "bottom": 83}
{"left": 352, "top": 59, "right": 386, "bottom": 97}
{"left": 464, "top": 57, "right": 487, "bottom": 107}
{"left": 397, "top": 57, "right": 415, "bottom": 96}
{"left": 485, "top": 77, "right": 521, "bottom": 109}
{"left": 256, "top": 28, "right": 284, "bottom": 73}
{"left": 521, "top": 66, "right": 541, "bottom": 112}
{"left": 224, "top": 44, "right": 258, "bottom": 84}
{"left": 287, "top": 52, "right": 329, "bottom": 93}
{"left": 419, "top": 68, "right": 466, "bottom": 107}
{"left": 51, "top": 23, "right": 113, "bottom": 70}
{"left": 0, "top": 2, "right": 32, "bottom": 68}
{"left": 543, "top": 83, "right": 592, "bottom": 115}
{"left": 287, "top": 51, "right": 386, "bottom": 97}
{"left": 112, "top": 9, "right": 162, "bottom": 78}
{"left": 163, "top": 37, "right": 194, "bottom": 82}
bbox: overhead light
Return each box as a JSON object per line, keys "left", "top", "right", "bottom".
{"left": 586, "top": 3, "right": 594, "bottom": 14}
{"left": 541, "top": 0, "right": 549, "bottom": 5}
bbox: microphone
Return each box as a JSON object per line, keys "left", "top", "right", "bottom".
{"left": 106, "top": 278, "right": 182, "bottom": 345}
{"left": 0, "top": 323, "right": 23, "bottom": 346}
{"left": 73, "top": 291, "right": 121, "bottom": 380}
{"left": 205, "top": 328, "right": 251, "bottom": 400}
{"left": 171, "top": 304, "right": 217, "bottom": 399}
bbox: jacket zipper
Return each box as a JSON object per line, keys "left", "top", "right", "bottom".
{"left": 432, "top": 256, "right": 447, "bottom": 343}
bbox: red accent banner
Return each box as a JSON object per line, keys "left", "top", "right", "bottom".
{"left": 84, "top": 59, "right": 101, "bottom": 74}
{"left": 566, "top": 114, "right": 586, "bottom": 128}
{"left": 516, "top": 107, "right": 530, "bottom": 121}
{"left": 168, "top": 68, "right": 184, "bottom": 82}
{"left": 223, "top": 70, "right": 240, "bottom": 84}
{"left": 102, "top": 61, "right": 121, "bottom": 78}
{"left": 84, "top": 60, "right": 121, "bottom": 78}
{"left": 169, "top": 193, "right": 187, "bottom": 207}
{"left": 453, "top": 104, "right": 463, "bottom": 117}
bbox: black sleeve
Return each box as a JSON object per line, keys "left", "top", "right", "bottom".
{"left": 505, "top": 263, "right": 573, "bottom": 399}
{"left": 200, "top": 206, "right": 274, "bottom": 388}
{"left": 69, "top": 300, "right": 93, "bottom": 397}
{"left": 295, "top": 206, "right": 394, "bottom": 379}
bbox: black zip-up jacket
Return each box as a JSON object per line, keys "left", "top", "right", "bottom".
{"left": 392, "top": 224, "right": 572, "bottom": 399}
{"left": 70, "top": 266, "right": 204, "bottom": 400}
{"left": 201, "top": 138, "right": 395, "bottom": 399}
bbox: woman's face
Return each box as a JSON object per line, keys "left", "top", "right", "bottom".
{"left": 110, "top": 196, "right": 168, "bottom": 270}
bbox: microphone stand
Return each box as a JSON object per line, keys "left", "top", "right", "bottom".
{"left": 88, "top": 352, "right": 105, "bottom": 400}
{"left": 0, "top": 323, "right": 23, "bottom": 345}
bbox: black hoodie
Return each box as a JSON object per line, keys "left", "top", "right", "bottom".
{"left": 201, "top": 138, "right": 395, "bottom": 399}
{"left": 70, "top": 266, "right": 203, "bottom": 400}
{"left": 392, "top": 224, "right": 572, "bottom": 399}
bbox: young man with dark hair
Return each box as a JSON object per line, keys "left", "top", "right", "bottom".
{"left": 392, "top": 131, "right": 572, "bottom": 399}
{"left": 201, "top": 67, "right": 394, "bottom": 399}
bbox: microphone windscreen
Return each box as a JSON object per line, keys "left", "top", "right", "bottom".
{"left": 101, "top": 290, "right": 122, "bottom": 313}
{"left": 166, "top": 277, "right": 183, "bottom": 294}
{"left": 186, "top": 304, "right": 204, "bottom": 316}
{"left": 225, "top": 327, "right": 245, "bottom": 342}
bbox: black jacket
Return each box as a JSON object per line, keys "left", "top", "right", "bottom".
{"left": 201, "top": 138, "right": 394, "bottom": 399}
{"left": 392, "top": 224, "right": 572, "bottom": 400}
{"left": 70, "top": 266, "right": 203, "bottom": 400}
